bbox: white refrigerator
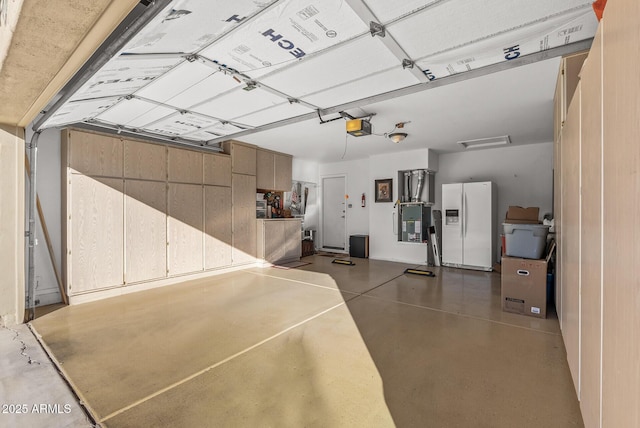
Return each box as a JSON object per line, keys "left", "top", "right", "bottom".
{"left": 441, "top": 182, "right": 497, "bottom": 271}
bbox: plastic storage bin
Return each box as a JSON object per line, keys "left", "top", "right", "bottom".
{"left": 503, "top": 223, "right": 550, "bottom": 259}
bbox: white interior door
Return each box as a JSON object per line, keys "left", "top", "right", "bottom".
{"left": 462, "top": 182, "right": 493, "bottom": 268}
{"left": 322, "top": 176, "right": 346, "bottom": 250}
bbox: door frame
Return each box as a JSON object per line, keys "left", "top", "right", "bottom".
{"left": 320, "top": 174, "right": 347, "bottom": 253}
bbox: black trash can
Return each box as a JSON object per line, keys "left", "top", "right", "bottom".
{"left": 349, "top": 235, "right": 369, "bottom": 258}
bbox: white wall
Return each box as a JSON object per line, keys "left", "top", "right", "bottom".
{"left": 368, "top": 148, "right": 435, "bottom": 264}
{"left": 292, "top": 158, "right": 320, "bottom": 237}
{"left": 435, "top": 142, "right": 554, "bottom": 258}
{"left": 25, "top": 127, "right": 62, "bottom": 305}
{"left": 318, "top": 158, "right": 370, "bottom": 250}
{"left": 292, "top": 158, "right": 319, "bottom": 183}
{"left": 315, "top": 144, "right": 552, "bottom": 265}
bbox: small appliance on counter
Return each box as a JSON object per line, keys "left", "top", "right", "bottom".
{"left": 258, "top": 191, "right": 285, "bottom": 218}
{"left": 256, "top": 200, "right": 267, "bottom": 218}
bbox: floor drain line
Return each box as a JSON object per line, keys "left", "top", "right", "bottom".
{"left": 359, "top": 294, "right": 562, "bottom": 336}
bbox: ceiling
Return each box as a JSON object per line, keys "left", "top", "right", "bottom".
{"left": 0, "top": 0, "right": 138, "bottom": 126}
{"left": 36, "top": 0, "right": 597, "bottom": 162}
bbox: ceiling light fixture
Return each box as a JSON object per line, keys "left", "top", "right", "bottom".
{"left": 385, "top": 121, "right": 410, "bottom": 143}
{"left": 458, "top": 135, "right": 511, "bottom": 149}
{"left": 388, "top": 132, "right": 407, "bottom": 143}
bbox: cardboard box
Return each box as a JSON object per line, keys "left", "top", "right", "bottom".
{"left": 501, "top": 241, "right": 555, "bottom": 318}
{"left": 505, "top": 206, "right": 541, "bottom": 224}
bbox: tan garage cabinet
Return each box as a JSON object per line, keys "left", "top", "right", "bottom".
{"left": 256, "top": 219, "right": 301, "bottom": 264}
{"left": 256, "top": 148, "right": 292, "bottom": 191}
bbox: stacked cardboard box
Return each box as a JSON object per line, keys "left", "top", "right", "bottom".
{"left": 501, "top": 241, "right": 555, "bottom": 318}
{"left": 504, "top": 206, "right": 541, "bottom": 224}
{"left": 501, "top": 206, "right": 552, "bottom": 319}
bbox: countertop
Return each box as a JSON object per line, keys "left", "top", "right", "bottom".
{"left": 257, "top": 218, "right": 301, "bottom": 221}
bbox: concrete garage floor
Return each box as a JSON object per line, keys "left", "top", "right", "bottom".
{"left": 28, "top": 256, "right": 583, "bottom": 427}
{"left": 0, "top": 324, "right": 92, "bottom": 428}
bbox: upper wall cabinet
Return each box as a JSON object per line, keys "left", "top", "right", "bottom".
{"left": 274, "top": 152, "right": 293, "bottom": 191}
{"left": 256, "top": 149, "right": 275, "bottom": 189}
{"left": 256, "top": 148, "right": 292, "bottom": 191}
{"left": 124, "top": 140, "right": 166, "bottom": 181}
{"left": 168, "top": 147, "right": 203, "bottom": 184}
{"left": 222, "top": 140, "right": 256, "bottom": 176}
{"left": 204, "top": 153, "right": 231, "bottom": 187}
{"left": 554, "top": 52, "right": 588, "bottom": 138}
{"left": 65, "top": 129, "right": 123, "bottom": 177}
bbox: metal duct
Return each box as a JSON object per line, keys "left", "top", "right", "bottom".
{"left": 412, "top": 169, "right": 426, "bottom": 202}
{"left": 403, "top": 171, "right": 412, "bottom": 202}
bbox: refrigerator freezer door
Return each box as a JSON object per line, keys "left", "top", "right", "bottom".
{"left": 442, "top": 183, "right": 463, "bottom": 265}
{"left": 462, "top": 182, "right": 493, "bottom": 269}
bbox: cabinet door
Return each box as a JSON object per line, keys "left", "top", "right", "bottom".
{"left": 168, "top": 147, "right": 203, "bottom": 184}
{"left": 554, "top": 65, "right": 563, "bottom": 318}
{"left": 602, "top": 1, "right": 640, "bottom": 425}
{"left": 70, "top": 175, "right": 124, "bottom": 293}
{"left": 564, "top": 53, "right": 588, "bottom": 115}
{"left": 579, "top": 24, "right": 602, "bottom": 428}
{"left": 68, "top": 129, "right": 123, "bottom": 177}
{"left": 231, "top": 143, "right": 256, "bottom": 175}
{"left": 232, "top": 174, "right": 257, "bottom": 265}
{"left": 168, "top": 183, "right": 204, "bottom": 275}
{"left": 205, "top": 186, "right": 232, "bottom": 269}
{"left": 124, "top": 140, "right": 166, "bottom": 181}
{"left": 256, "top": 149, "right": 275, "bottom": 189}
{"left": 204, "top": 153, "right": 231, "bottom": 187}
{"left": 561, "top": 85, "right": 581, "bottom": 396}
{"left": 263, "top": 221, "right": 285, "bottom": 262}
{"left": 283, "top": 220, "right": 301, "bottom": 261}
{"left": 125, "top": 180, "right": 167, "bottom": 283}
{"left": 274, "top": 153, "right": 292, "bottom": 191}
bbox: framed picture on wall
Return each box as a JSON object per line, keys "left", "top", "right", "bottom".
{"left": 375, "top": 179, "right": 393, "bottom": 202}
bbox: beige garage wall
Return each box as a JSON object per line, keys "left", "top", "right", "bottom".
{"left": 0, "top": 125, "right": 25, "bottom": 325}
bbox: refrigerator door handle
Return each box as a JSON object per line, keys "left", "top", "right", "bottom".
{"left": 464, "top": 192, "right": 468, "bottom": 237}
{"left": 460, "top": 191, "right": 464, "bottom": 238}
